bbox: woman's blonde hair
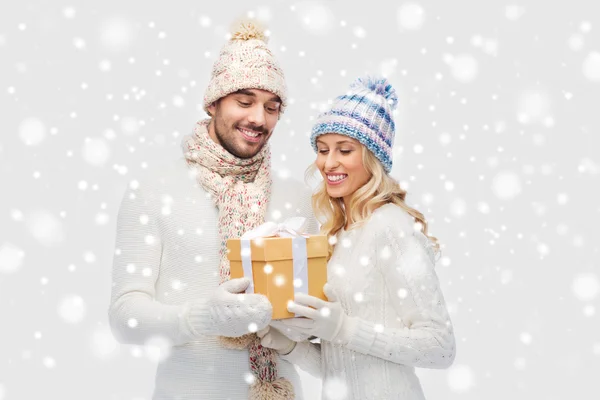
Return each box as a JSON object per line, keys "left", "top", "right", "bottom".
{"left": 306, "top": 145, "right": 440, "bottom": 255}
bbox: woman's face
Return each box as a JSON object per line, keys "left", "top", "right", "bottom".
{"left": 315, "top": 134, "right": 371, "bottom": 205}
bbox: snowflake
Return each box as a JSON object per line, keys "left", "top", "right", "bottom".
{"left": 144, "top": 336, "right": 173, "bottom": 363}
{"left": 397, "top": 3, "right": 425, "bottom": 30}
{"left": 19, "top": 117, "right": 46, "bottom": 146}
{"left": 90, "top": 326, "right": 119, "bottom": 359}
{"left": 583, "top": 52, "right": 600, "bottom": 82}
{"left": 514, "top": 357, "right": 526, "bottom": 370}
{"left": 323, "top": 377, "right": 349, "bottom": 400}
{"left": 505, "top": 5, "right": 526, "bottom": 21}
{"left": 100, "top": 17, "right": 135, "bottom": 52}
{"left": 57, "top": 295, "right": 86, "bottom": 324}
{"left": 0, "top": 242, "right": 24, "bottom": 274}
{"left": 447, "top": 54, "right": 479, "bottom": 83}
{"left": 43, "top": 357, "right": 56, "bottom": 369}
{"left": 296, "top": 2, "right": 335, "bottom": 35}
{"left": 27, "top": 211, "right": 65, "bottom": 247}
{"left": 572, "top": 273, "right": 599, "bottom": 301}
{"left": 519, "top": 332, "right": 532, "bottom": 345}
{"left": 447, "top": 364, "right": 474, "bottom": 393}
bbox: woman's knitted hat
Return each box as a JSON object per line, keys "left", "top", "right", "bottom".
{"left": 204, "top": 19, "right": 287, "bottom": 113}
{"left": 310, "top": 76, "right": 398, "bottom": 173}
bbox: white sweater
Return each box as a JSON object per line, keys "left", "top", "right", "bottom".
{"left": 108, "top": 159, "right": 318, "bottom": 400}
{"left": 282, "top": 203, "right": 456, "bottom": 400}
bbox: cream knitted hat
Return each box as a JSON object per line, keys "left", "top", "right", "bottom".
{"left": 203, "top": 20, "right": 287, "bottom": 113}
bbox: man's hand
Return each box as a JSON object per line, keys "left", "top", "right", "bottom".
{"left": 200, "top": 277, "right": 272, "bottom": 337}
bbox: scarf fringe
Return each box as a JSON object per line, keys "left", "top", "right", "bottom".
{"left": 219, "top": 333, "right": 256, "bottom": 350}
{"left": 249, "top": 378, "right": 295, "bottom": 400}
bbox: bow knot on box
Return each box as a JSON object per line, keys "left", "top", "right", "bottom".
{"left": 241, "top": 217, "right": 309, "bottom": 239}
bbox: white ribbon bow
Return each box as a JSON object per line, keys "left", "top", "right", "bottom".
{"left": 241, "top": 216, "right": 308, "bottom": 239}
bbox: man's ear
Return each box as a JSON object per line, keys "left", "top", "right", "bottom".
{"left": 206, "top": 102, "right": 216, "bottom": 117}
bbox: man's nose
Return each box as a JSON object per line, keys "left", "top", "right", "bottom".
{"left": 247, "top": 104, "right": 266, "bottom": 127}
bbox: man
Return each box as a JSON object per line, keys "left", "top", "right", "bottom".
{"left": 109, "top": 20, "right": 316, "bottom": 399}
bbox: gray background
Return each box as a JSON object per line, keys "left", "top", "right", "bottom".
{"left": 1, "top": 0, "right": 599, "bottom": 399}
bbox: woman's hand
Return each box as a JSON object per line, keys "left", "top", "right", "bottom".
{"left": 256, "top": 326, "right": 297, "bottom": 355}
{"left": 284, "top": 284, "right": 354, "bottom": 344}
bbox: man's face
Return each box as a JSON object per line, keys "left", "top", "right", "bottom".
{"left": 207, "top": 89, "right": 281, "bottom": 159}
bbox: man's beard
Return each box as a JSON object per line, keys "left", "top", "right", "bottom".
{"left": 213, "top": 115, "right": 269, "bottom": 159}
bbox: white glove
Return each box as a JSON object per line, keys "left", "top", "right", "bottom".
{"left": 188, "top": 277, "right": 272, "bottom": 337}
{"left": 257, "top": 326, "right": 296, "bottom": 355}
{"left": 285, "top": 284, "right": 355, "bottom": 344}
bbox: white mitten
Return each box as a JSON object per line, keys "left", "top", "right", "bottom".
{"left": 285, "top": 283, "right": 356, "bottom": 344}
{"left": 187, "top": 277, "right": 273, "bottom": 337}
{"left": 257, "top": 326, "right": 296, "bottom": 355}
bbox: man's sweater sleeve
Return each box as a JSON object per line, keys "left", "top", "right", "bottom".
{"left": 108, "top": 187, "right": 199, "bottom": 346}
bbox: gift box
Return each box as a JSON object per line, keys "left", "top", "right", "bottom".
{"left": 226, "top": 218, "right": 329, "bottom": 319}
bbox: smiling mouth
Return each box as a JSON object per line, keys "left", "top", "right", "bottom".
{"left": 238, "top": 127, "right": 263, "bottom": 143}
{"left": 326, "top": 174, "right": 348, "bottom": 185}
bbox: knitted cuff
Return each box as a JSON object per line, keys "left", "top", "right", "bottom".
{"left": 332, "top": 315, "right": 359, "bottom": 346}
{"left": 185, "top": 300, "right": 215, "bottom": 336}
{"left": 344, "top": 318, "right": 379, "bottom": 353}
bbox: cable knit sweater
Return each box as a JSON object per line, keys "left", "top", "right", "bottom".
{"left": 108, "top": 159, "right": 318, "bottom": 400}
{"left": 282, "top": 203, "right": 456, "bottom": 400}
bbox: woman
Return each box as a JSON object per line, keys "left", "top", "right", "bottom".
{"left": 258, "top": 77, "right": 456, "bottom": 399}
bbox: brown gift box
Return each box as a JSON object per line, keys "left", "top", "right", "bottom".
{"left": 226, "top": 235, "right": 328, "bottom": 319}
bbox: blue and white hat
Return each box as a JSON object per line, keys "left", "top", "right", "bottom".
{"left": 310, "top": 76, "right": 398, "bottom": 173}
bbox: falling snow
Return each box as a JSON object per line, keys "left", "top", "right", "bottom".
{"left": 82, "top": 138, "right": 111, "bottom": 166}
{"left": 295, "top": 2, "right": 336, "bottom": 36}
{"left": 572, "top": 273, "right": 600, "bottom": 302}
{"left": 100, "top": 17, "right": 136, "bottom": 53}
{"left": 25, "top": 210, "right": 65, "bottom": 247}
{"left": 397, "top": 3, "right": 426, "bottom": 31}
{"left": 323, "top": 377, "right": 349, "bottom": 400}
{"left": 18, "top": 117, "right": 46, "bottom": 146}
{"left": 144, "top": 336, "right": 173, "bottom": 363}
{"left": 0, "top": 243, "right": 25, "bottom": 274}
{"left": 1, "top": 2, "right": 598, "bottom": 400}
{"left": 491, "top": 171, "right": 522, "bottom": 200}
{"left": 90, "top": 326, "right": 119, "bottom": 360}
{"left": 446, "top": 364, "right": 475, "bottom": 393}
{"left": 446, "top": 54, "right": 479, "bottom": 83}
{"left": 505, "top": 5, "right": 526, "bottom": 22}
{"left": 582, "top": 51, "right": 600, "bottom": 82}
{"left": 57, "top": 295, "right": 87, "bottom": 324}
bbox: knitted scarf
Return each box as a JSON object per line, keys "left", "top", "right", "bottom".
{"left": 183, "top": 119, "right": 294, "bottom": 400}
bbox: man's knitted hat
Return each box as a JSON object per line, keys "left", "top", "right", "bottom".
{"left": 203, "top": 20, "right": 287, "bottom": 113}
{"left": 310, "top": 76, "right": 398, "bottom": 173}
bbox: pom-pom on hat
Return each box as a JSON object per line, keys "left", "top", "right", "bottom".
{"left": 203, "top": 19, "right": 287, "bottom": 114}
{"left": 310, "top": 76, "right": 398, "bottom": 173}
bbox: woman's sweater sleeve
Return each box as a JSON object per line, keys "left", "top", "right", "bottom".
{"left": 108, "top": 187, "right": 198, "bottom": 346}
{"left": 343, "top": 225, "right": 456, "bottom": 369}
